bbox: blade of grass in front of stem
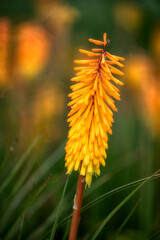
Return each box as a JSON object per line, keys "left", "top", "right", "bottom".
{"left": 81, "top": 173, "right": 160, "bottom": 213}
{"left": 91, "top": 169, "right": 160, "bottom": 240}
{"left": 18, "top": 214, "right": 25, "bottom": 240}
{"left": 5, "top": 174, "right": 53, "bottom": 239}
{"left": 40, "top": 172, "right": 160, "bottom": 239}
{"left": 50, "top": 176, "right": 69, "bottom": 240}
{"left": 57, "top": 173, "right": 160, "bottom": 227}
{"left": 0, "top": 135, "right": 41, "bottom": 194}
{"left": 113, "top": 199, "right": 141, "bottom": 239}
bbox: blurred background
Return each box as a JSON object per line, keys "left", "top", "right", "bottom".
{"left": 0, "top": 0, "right": 160, "bottom": 239}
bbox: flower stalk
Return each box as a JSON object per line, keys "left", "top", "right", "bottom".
{"left": 69, "top": 175, "right": 85, "bottom": 240}
{"left": 66, "top": 33, "right": 125, "bottom": 238}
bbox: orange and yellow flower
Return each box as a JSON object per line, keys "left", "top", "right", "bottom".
{"left": 65, "top": 33, "right": 125, "bottom": 186}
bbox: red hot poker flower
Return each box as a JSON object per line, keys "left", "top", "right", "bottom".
{"left": 65, "top": 33, "right": 125, "bottom": 186}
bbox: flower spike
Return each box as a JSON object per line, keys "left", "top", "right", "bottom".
{"left": 65, "top": 33, "right": 125, "bottom": 187}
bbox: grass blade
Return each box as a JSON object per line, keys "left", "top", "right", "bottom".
{"left": 6, "top": 174, "right": 53, "bottom": 239}
{"left": 28, "top": 174, "right": 74, "bottom": 240}
{"left": 0, "top": 135, "right": 41, "bottom": 194}
{"left": 41, "top": 172, "right": 160, "bottom": 239}
{"left": 50, "top": 176, "right": 69, "bottom": 240}
{"left": 18, "top": 214, "right": 25, "bottom": 240}
{"left": 62, "top": 220, "right": 71, "bottom": 240}
{"left": 114, "top": 199, "right": 141, "bottom": 238}
{"left": 91, "top": 169, "right": 160, "bottom": 240}
{"left": 0, "top": 141, "right": 66, "bottom": 230}
{"left": 81, "top": 173, "right": 160, "bottom": 213}
{"left": 0, "top": 151, "right": 10, "bottom": 172}
{"left": 57, "top": 173, "right": 160, "bottom": 227}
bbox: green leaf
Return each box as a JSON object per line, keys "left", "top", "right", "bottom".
{"left": 114, "top": 199, "right": 141, "bottom": 238}
{"left": 0, "top": 135, "right": 41, "bottom": 194}
{"left": 81, "top": 173, "right": 160, "bottom": 213}
{"left": 50, "top": 176, "right": 69, "bottom": 240}
{"left": 91, "top": 169, "right": 160, "bottom": 240}
{"left": 41, "top": 172, "right": 160, "bottom": 240}
{"left": 62, "top": 220, "right": 71, "bottom": 240}
{"left": 58, "top": 173, "right": 160, "bottom": 227}
{"left": 5, "top": 174, "right": 53, "bottom": 239}
{"left": 0, "top": 141, "right": 66, "bottom": 232}
{"left": 18, "top": 214, "right": 25, "bottom": 240}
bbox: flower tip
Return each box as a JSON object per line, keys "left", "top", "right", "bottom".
{"left": 117, "top": 56, "right": 125, "bottom": 61}
{"left": 67, "top": 102, "right": 71, "bottom": 106}
{"left": 88, "top": 38, "right": 104, "bottom": 45}
{"left": 103, "top": 33, "right": 107, "bottom": 44}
